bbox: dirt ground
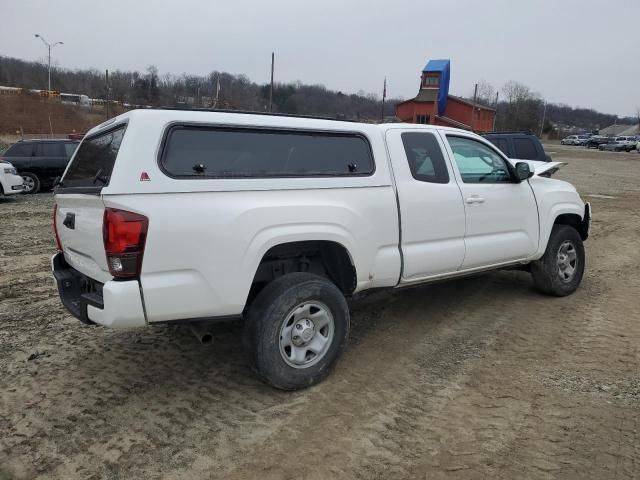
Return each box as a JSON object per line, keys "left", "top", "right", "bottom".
{"left": 1, "top": 145, "right": 639, "bottom": 479}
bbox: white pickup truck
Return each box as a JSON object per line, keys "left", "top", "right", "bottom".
{"left": 52, "top": 110, "right": 590, "bottom": 389}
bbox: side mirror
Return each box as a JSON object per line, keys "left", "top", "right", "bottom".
{"left": 515, "top": 162, "right": 533, "bottom": 182}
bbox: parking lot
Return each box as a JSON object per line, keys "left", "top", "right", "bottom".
{"left": 0, "top": 144, "right": 639, "bottom": 479}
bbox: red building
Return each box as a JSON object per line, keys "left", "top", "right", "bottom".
{"left": 395, "top": 59, "right": 495, "bottom": 133}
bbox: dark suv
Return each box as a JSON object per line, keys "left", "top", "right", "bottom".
{"left": 482, "top": 132, "right": 551, "bottom": 162}
{"left": 1, "top": 139, "right": 79, "bottom": 193}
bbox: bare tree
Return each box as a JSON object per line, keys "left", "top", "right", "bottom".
{"left": 497, "top": 80, "right": 544, "bottom": 132}
{"left": 473, "top": 80, "right": 496, "bottom": 107}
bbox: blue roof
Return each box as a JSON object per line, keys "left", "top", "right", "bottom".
{"left": 422, "top": 59, "right": 450, "bottom": 72}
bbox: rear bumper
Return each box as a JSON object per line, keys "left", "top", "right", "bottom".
{"left": 52, "top": 252, "right": 147, "bottom": 328}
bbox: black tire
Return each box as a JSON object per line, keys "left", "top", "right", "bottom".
{"left": 21, "top": 173, "right": 40, "bottom": 194}
{"left": 531, "top": 224, "right": 585, "bottom": 297}
{"left": 244, "top": 272, "right": 350, "bottom": 390}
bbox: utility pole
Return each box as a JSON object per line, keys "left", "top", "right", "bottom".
{"left": 470, "top": 83, "right": 478, "bottom": 131}
{"left": 492, "top": 91, "right": 499, "bottom": 131}
{"left": 214, "top": 74, "right": 220, "bottom": 109}
{"left": 269, "top": 52, "right": 275, "bottom": 112}
{"left": 105, "top": 69, "right": 110, "bottom": 120}
{"left": 34, "top": 34, "right": 63, "bottom": 91}
{"left": 539, "top": 101, "right": 547, "bottom": 137}
{"left": 381, "top": 77, "right": 387, "bottom": 122}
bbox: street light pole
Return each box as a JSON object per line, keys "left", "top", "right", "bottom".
{"left": 34, "top": 34, "right": 63, "bottom": 91}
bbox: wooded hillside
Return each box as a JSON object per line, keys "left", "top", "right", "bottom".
{"left": 1, "top": 55, "right": 636, "bottom": 135}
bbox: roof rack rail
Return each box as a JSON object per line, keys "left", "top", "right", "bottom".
{"left": 482, "top": 130, "right": 536, "bottom": 135}
{"left": 149, "top": 106, "right": 358, "bottom": 123}
{"left": 15, "top": 138, "right": 77, "bottom": 142}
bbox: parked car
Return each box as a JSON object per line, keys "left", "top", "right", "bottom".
{"left": 52, "top": 110, "right": 590, "bottom": 390}
{"left": 0, "top": 159, "right": 24, "bottom": 197}
{"left": 482, "top": 131, "right": 551, "bottom": 161}
{"left": 2, "top": 139, "right": 80, "bottom": 193}
{"left": 598, "top": 139, "right": 633, "bottom": 152}
{"left": 575, "top": 134, "right": 591, "bottom": 146}
{"left": 561, "top": 135, "right": 580, "bottom": 145}
{"left": 636, "top": 140, "right": 640, "bottom": 153}
{"left": 615, "top": 136, "right": 637, "bottom": 151}
{"left": 585, "top": 135, "right": 609, "bottom": 149}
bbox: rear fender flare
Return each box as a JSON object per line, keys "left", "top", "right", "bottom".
{"left": 241, "top": 224, "right": 359, "bottom": 301}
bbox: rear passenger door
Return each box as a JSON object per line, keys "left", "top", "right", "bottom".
{"left": 35, "top": 143, "right": 68, "bottom": 178}
{"left": 386, "top": 128, "right": 466, "bottom": 280}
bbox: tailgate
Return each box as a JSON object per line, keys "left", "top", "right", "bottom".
{"left": 56, "top": 194, "right": 111, "bottom": 283}
{"left": 54, "top": 123, "right": 127, "bottom": 283}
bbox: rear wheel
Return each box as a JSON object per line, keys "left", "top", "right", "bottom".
{"left": 244, "top": 272, "right": 350, "bottom": 390}
{"left": 21, "top": 173, "right": 40, "bottom": 194}
{"left": 531, "top": 224, "right": 585, "bottom": 297}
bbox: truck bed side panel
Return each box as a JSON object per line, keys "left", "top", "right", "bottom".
{"left": 106, "top": 187, "right": 400, "bottom": 322}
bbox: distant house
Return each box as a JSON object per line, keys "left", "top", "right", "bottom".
{"left": 395, "top": 59, "right": 495, "bottom": 132}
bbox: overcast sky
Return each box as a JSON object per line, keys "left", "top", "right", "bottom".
{"left": 1, "top": 0, "right": 638, "bottom": 116}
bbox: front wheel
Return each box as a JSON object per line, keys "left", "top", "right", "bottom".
{"left": 21, "top": 173, "right": 41, "bottom": 194}
{"left": 244, "top": 273, "right": 350, "bottom": 390}
{"left": 531, "top": 224, "right": 585, "bottom": 297}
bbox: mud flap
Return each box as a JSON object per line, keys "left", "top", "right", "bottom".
{"left": 581, "top": 203, "right": 591, "bottom": 240}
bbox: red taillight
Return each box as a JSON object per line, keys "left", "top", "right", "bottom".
{"left": 103, "top": 208, "right": 148, "bottom": 279}
{"left": 53, "top": 204, "right": 63, "bottom": 251}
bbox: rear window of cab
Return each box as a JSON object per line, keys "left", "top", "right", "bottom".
{"left": 159, "top": 125, "right": 375, "bottom": 178}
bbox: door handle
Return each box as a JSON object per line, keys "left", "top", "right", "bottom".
{"left": 465, "top": 196, "right": 485, "bottom": 204}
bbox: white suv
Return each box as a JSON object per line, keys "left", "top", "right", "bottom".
{"left": 0, "top": 159, "right": 24, "bottom": 197}
{"left": 561, "top": 135, "right": 579, "bottom": 145}
{"left": 615, "top": 136, "right": 637, "bottom": 151}
{"left": 52, "top": 110, "right": 590, "bottom": 389}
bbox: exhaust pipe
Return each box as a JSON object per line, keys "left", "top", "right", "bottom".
{"left": 189, "top": 322, "right": 214, "bottom": 345}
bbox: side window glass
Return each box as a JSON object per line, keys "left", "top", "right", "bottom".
{"left": 161, "top": 127, "right": 374, "bottom": 178}
{"left": 446, "top": 136, "right": 512, "bottom": 184}
{"left": 400, "top": 132, "right": 449, "bottom": 184}
{"left": 513, "top": 138, "right": 538, "bottom": 160}
{"left": 44, "top": 143, "right": 65, "bottom": 156}
{"left": 488, "top": 138, "right": 510, "bottom": 156}
{"left": 6, "top": 143, "right": 33, "bottom": 157}
{"left": 33, "top": 144, "right": 45, "bottom": 156}
{"left": 64, "top": 143, "right": 78, "bottom": 157}
{"left": 496, "top": 138, "right": 510, "bottom": 156}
